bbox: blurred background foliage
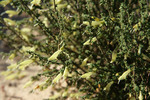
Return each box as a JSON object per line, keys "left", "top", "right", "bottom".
{"left": 0, "top": 0, "right": 150, "bottom": 99}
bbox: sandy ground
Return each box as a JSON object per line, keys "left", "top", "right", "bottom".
{"left": 0, "top": 58, "right": 52, "bottom": 100}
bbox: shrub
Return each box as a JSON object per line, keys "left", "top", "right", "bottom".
{"left": 0, "top": 0, "right": 150, "bottom": 99}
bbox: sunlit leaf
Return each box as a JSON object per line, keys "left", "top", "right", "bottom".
{"left": 80, "top": 57, "right": 88, "bottom": 67}
{"left": 118, "top": 69, "right": 131, "bottom": 84}
{"left": 63, "top": 67, "right": 69, "bottom": 79}
{"left": 83, "top": 21, "right": 104, "bottom": 27}
{"left": 21, "top": 32, "right": 29, "bottom": 42}
{"left": 52, "top": 73, "right": 62, "bottom": 84}
{"left": 103, "top": 81, "right": 114, "bottom": 92}
{"left": 83, "top": 37, "right": 97, "bottom": 45}
{"left": 21, "top": 28, "right": 31, "bottom": 33}
{"left": 7, "top": 63, "right": 17, "bottom": 70}
{"left": 4, "top": 18, "right": 16, "bottom": 26}
{"left": 138, "top": 91, "right": 143, "bottom": 100}
{"left": 19, "top": 59, "right": 34, "bottom": 70}
{"left": 0, "top": 0, "right": 12, "bottom": 7}
{"left": 9, "top": 53, "right": 16, "bottom": 60}
{"left": 48, "top": 50, "right": 62, "bottom": 61}
{"left": 5, "top": 10, "right": 18, "bottom": 17}
{"left": 23, "top": 80, "right": 34, "bottom": 88}
{"left": 80, "top": 72, "right": 96, "bottom": 79}
{"left": 62, "top": 90, "right": 68, "bottom": 97}
{"left": 0, "top": 70, "right": 13, "bottom": 76}
{"left": 142, "top": 53, "right": 150, "bottom": 62}
{"left": 31, "top": 0, "right": 41, "bottom": 6}
{"left": 51, "top": 3, "right": 67, "bottom": 11}
{"left": 110, "top": 50, "right": 117, "bottom": 63}
{"left": 50, "top": 0, "right": 63, "bottom": 5}
{"left": 6, "top": 73, "right": 18, "bottom": 80}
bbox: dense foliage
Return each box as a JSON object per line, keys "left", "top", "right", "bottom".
{"left": 0, "top": 0, "right": 150, "bottom": 99}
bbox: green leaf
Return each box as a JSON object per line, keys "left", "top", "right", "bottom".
{"left": 118, "top": 69, "right": 131, "bottom": 83}
{"left": 18, "top": 59, "right": 34, "bottom": 70}
{"left": 48, "top": 50, "right": 62, "bottom": 61}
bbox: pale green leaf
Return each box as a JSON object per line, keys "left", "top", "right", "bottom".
{"left": 110, "top": 50, "right": 117, "bottom": 63}
{"left": 5, "top": 10, "right": 18, "bottom": 17}
{"left": 19, "top": 59, "right": 34, "bottom": 70}
{"left": 83, "top": 37, "right": 97, "bottom": 45}
{"left": 4, "top": 18, "right": 16, "bottom": 26}
{"left": 23, "top": 80, "right": 34, "bottom": 88}
{"left": 48, "top": 50, "right": 62, "bottom": 61}
{"left": 0, "top": 0, "right": 12, "bottom": 7}
{"left": 80, "top": 72, "right": 96, "bottom": 79}
{"left": 118, "top": 69, "right": 131, "bottom": 83}
{"left": 52, "top": 73, "right": 62, "bottom": 84}
{"left": 80, "top": 57, "right": 88, "bottom": 67}
{"left": 31, "top": 0, "right": 41, "bottom": 6}
{"left": 138, "top": 91, "right": 143, "bottom": 100}
{"left": 63, "top": 67, "right": 69, "bottom": 79}
{"left": 103, "top": 81, "right": 114, "bottom": 92}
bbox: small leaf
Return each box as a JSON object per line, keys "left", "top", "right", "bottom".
{"left": 138, "top": 91, "right": 143, "bottom": 100}
{"left": 103, "top": 81, "right": 114, "bottom": 92}
{"left": 80, "top": 72, "right": 96, "bottom": 79}
{"left": 0, "top": 70, "right": 13, "bottom": 76}
{"left": 19, "top": 59, "right": 34, "bottom": 70}
{"left": 138, "top": 44, "right": 142, "bottom": 55}
{"left": 142, "top": 53, "right": 150, "bottom": 62}
{"left": 51, "top": 3, "right": 67, "bottom": 11}
{"left": 6, "top": 73, "right": 18, "bottom": 80}
{"left": 110, "top": 50, "right": 117, "bottom": 63}
{"left": 0, "top": 0, "right": 12, "bottom": 7}
{"left": 7, "top": 63, "right": 17, "bottom": 70}
{"left": 5, "top": 10, "right": 18, "bottom": 17}
{"left": 21, "top": 32, "right": 29, "bottom": 42}
{"left": 52, "top": 73, "right": 62, "bottom": 84}
{"left": 4, "top": 18, "right": 16, "bottom": 26}
{"left": 80, "top": 57, "right": 88, "bottom": 67}
{"left": 63, "top": 67, "right": 69, "bottom": 79}
{"left": 118, "top": 69, "right": 131, "bottom": 84}
{"left": 91, "top": 21, "right": 104, "bottom": 26}
{"left": 83, "top": 37, "right": 97, "bottom": 45}
{"left": 21, "top": 28, "right": 31, "bottom": 33}
{"left": 31, "top": 0, "right": 41, "bottom": 6}
{"left": 9, "top": 53, "right": 16, "bottom": 60}
{"left": 23, "top": 80, "right": 34, "bottom": 88}
{"left": 50, "top": 0, "right": 63, "bottom": 5}
{"left": 62, "top": 90, "right": 68, "bottom": 97}
{"left": 48, "top": 50, "right": 62, "bottom": 61}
